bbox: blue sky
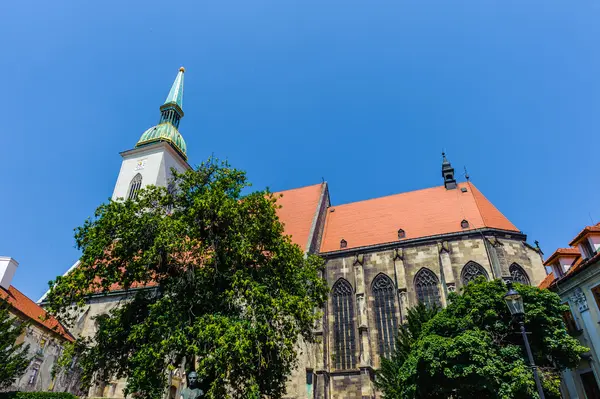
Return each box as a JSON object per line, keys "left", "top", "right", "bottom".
{"left": 1, "top": 1, "right": 599, "bottom": 300}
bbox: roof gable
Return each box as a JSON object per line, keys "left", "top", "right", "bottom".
{"left": 274, "top": 183, "right": 324, "bottom": 251}
{"left": 1, "top": 286, "right": 74, "bottom": 341}
{"left": 543, "top": 247, "right": 581, "bottom": 266}
{"left": 569, "top": 223, "right": 600, "bottom": 246}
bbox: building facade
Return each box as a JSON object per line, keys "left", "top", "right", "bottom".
{"left": 539, "top": 224, "right": 600, "bottom": 399}
{"left": 0, "top": 257, "right": 81, "bottom": 395}
{"left": 41, "top": 69, "right": 547, "bottom": 399}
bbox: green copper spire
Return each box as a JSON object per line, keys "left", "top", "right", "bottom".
{"left": 135, "top": 67, "right": 188, "bottom": 160}
{"left": 164, "top": 66, "right": 185, "bottom": 110}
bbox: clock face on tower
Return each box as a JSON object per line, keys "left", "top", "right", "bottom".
{"left": 135, "top": 159, "right": 147, "bottom": 171}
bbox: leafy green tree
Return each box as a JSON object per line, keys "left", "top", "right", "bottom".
{"left": 376, "top": 303, "right": 438, "bottom": 398}
{"left": 378, "top": 278, "right": 587, "bottom": 399}
{"left": 0, "top": 301, "right": 30, "bottom": 389}
{"left": 45, "top": 159, "right": 329, "bottom": 399}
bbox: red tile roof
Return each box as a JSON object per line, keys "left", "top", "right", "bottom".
{"left": 538, "top": 272, "right": 556, "bottom": 290}
{"left": 275, "top": 183, "right": 324, "bottom": 251}
{"left": 569, "top": 223, "right": 600, "bottom": 246}
{"left": 1, "top": 286, "right": 74, "bottom": 342}
{"left": 543, "top": 247, "right": 581, "bottom": 266}
{"left": 539, "top": 251, "right": 597, "bottom": 289}
{"left": 320, "top": 182, "right": 518, "bottom": 252}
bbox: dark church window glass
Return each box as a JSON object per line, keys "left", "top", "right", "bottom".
{"left": 414, "top": 268, "right": 441, "bottom": 308}
{"left": 461, "top": 261, "right": 488, "bottom": 285}
{"left": 372, "top": 274, "right": 398, "bottom": 358}
{"left": 332, "top": 279, "right": 356, "bottom": 369}
{"left": 128, "top": 173, "right": 143, "bottom": 200}
{"left": 510, "top": 263, "right": 530, "bottom": 286}
{"left": 397, "top": 229, "right": 405, "bottom": 239}
{"left": 340, "top": 239, "right": 347, "bottom": 249}
{"left": 461, "top": 219, "right": 469, "bottom": 229}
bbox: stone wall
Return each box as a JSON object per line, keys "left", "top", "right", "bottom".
{"left": 5, "top": 319, "right": 82, "bottom": 395}
{"left": 303, "top": 232, "right": 546, "bottom": 399}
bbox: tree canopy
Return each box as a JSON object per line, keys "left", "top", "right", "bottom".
{"left": 376, "top": 302, "right": 438, "bottom": 398}
{"left": 377, "top": 279, "right": 587, "bottom": 399}
{"left": 45, "top": 159, "right": 328, "bottom": 399}
{"left": 0, "top": 301, "right": 30, "bottom": 389}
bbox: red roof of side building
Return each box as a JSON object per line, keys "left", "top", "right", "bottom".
{"left": 543, "top": 248, "right": 581, "bottom": 266}
{"left": 274, "top": 183, "right": 324, "bottom": 251}
{"left": 538, "top": 272, "right": 556, "bottom": 290}
{"left": 1, "top": 286, "right": 74, "bottom": 342}
{"left": 569, "top": 223, "right": 600, "bottom": 246}
{"left": 539, "top": 254, "right": 597, "bottom": 289}
{"left": 320, "top": 182, "right": 518, "bottom": 253}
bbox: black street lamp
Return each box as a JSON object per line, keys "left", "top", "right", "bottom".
{"left": 504, "top": 282, "right": 545, "bottom": 399}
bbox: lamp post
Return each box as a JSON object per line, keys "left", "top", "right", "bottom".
{"left": 504, "top": 282, "right": 545, "bottom": 399}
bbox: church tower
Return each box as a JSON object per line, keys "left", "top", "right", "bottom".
{"left": 112, "top": 68, "right": 191, "bottom": 201}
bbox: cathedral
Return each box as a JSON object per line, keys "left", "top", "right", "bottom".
{"left": 41, "top": 68, "right": 547, "bottom": 399}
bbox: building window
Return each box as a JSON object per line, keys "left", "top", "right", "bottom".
{"left": 553, "top": 262, "right": 565, "bottom": 278}
{"left": 397, "top": 229, "right": 406, "bottom": 239}
{"left": 461, "top": 219, "right": 469, "bottom": 229}
{"left": 332, "top": 279, "right": 356, "bottom": 369}
{"left": 372, "top": 274, "right": 398, "bottom": 359}
{"left": 580, "top": 370, "right": 600, "bottom": 399}
{"left": 461, "top": 261, "right": 489, "bottom": 285}
{"left": 340, "top": 239, "right": 347, "bottom": 249}
{"left": 562, "top": 308, "right": 580, "bottom": 335}
{"left": 582, "top": 239, "right": 596, "bottom": 259}
{"left": 414, "top": 268, "right": 441, "bottom": 308}
{"left": 509, "top": 263, "right": 530, "bottom": 285}
{"left": 591, "top": 285, "right": 600, "bottom": 312}
{"left": 128, "top": 173, "right": 143, "bottom": 200}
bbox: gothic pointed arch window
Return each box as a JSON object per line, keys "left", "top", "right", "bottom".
{"left": 414, "top": 268, "right": 441, "bottom": 308}
{"left": 332, "top": 279, "right": 356, "bottom": 369}
{"left": 461, "top": 261, "right": 489, "bottom": 285}
{"left": 128, "top": 173, "right": 143, "bottom": 200}
{"left": 510, "top": 263, "right": 530, "bottom": 285}
{"left": 372, "top": 274, "right": 398, "bottom": 358}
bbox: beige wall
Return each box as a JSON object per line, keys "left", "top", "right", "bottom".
{"left": 4, "top": 313, "right": 81, "bottom": 395}
{"left": 306, "top": 233, "right": 545, "bottom": 399}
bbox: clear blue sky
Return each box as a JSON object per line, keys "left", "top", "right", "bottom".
{"left": 1, "top": 1, "right": 599, "bottom": 300}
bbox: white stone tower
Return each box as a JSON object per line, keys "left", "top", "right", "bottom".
{"left": 112, "top": 67, "right": 190, "bottom": 201}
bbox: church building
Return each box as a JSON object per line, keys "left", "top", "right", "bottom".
{"left": 41, "top": 69, "right": 547, "bottom": 399}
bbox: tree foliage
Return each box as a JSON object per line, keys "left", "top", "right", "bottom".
{"left": 0, "top": 301, "right": 30, "bottom": 389}
{"left": 377, "top": 278, "right": 587, "bottom": 399}
{"left": 376, "top": 303, "right": 438, "bottom": 398}
{"left": 45, "top": 159, "right": 329, "bottom": 399}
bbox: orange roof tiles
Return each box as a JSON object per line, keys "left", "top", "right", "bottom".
{"left": 543, "top": 248, "right": 581, "bottom": 266}
{"left": 320, "top": 182, "right": 518, "bottom": 253}
{"left": 274, "top": 183, "right": 324, "bottom": 251}
{"left": 540, "top": 251, "right": 598, "bottom": 289}
{"left": 538, "top": 272, "right": 556, "bottom": 290}
{"left": 569, "top": 223, "right": 600, "bottom": 246}
{"left": 1, "top": 286, "right": 74, "bottom": 342}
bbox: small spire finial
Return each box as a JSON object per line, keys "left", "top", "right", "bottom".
{"left": 441, "top": 152, "right": 456, "bottom": 189}
{"left": 464, "top": 166, "right": 470, "bottom": 181}
{"left": 179, "top": 66, "right": 185, "bottom": 72}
